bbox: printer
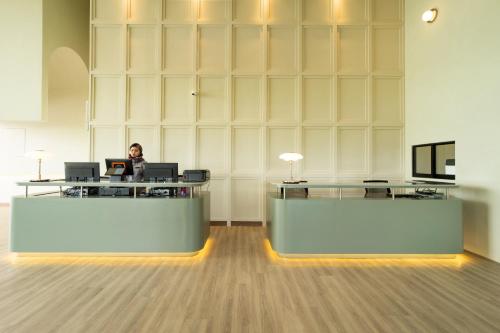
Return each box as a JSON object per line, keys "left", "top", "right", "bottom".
{"left": 183, "top": 169, "right": 210, "bottom": 182}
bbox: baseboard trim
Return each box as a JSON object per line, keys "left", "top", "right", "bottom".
{"left": 210, "top": 221, "right": 263, "bottom": 227}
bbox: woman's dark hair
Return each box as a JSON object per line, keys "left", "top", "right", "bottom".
{"left": 129, "top": 143, "right": 143, "bottom": 156}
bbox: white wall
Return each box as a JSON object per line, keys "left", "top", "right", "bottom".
{"left": 89, "top": 0, "right": 406, "bottom": 223}
{"left": 405, "top": 0, "right": 500, "bottom": 262}
{"left": 0, "top": 0, "right": 43, "bottom": 121}
{"left": 0, "top": 47, "right": 89, "bottom": 202}
{"left": 0, "top": 0, "right": 90, "bottom": 202}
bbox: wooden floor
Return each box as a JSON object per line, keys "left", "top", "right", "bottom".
{"left": 1, "top": 207, "right": 500, "bottom": 332}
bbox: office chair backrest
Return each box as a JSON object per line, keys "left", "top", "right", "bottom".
{"left": 363, "top": 180, "right": 391, "bottom": 198}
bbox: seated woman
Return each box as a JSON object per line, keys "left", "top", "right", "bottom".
{"left": 128, "top": 143, "right": 146, "bottom": 182}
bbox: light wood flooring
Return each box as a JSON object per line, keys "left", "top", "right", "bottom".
{"left": 1, "top": 206, "right": 500, "bottom": 332}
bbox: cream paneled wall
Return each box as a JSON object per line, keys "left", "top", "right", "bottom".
{"left": 89, "top": 0, "right": 404, "bottom": 223}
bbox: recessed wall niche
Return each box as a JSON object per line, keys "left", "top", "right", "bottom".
{"left": 90, "top": 0, "right": 404, "bottom": 223}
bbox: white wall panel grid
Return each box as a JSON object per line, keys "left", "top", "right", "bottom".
{"left": 126, "top": 125, "right": 161, "bottom": 161}
{"left": 232, "top": 76, "right": 263, "bottom": 123}
{"left": 126, "top": 75, "right": 160, "bottom": 124}
{"left": 91, "top": 75, "right": 124, "bottom": 124}
{"left": 91, "top": 25, "right": 123, "bottom": 73}
{"left": 161, "top": 126, "right": 195, "bottom": 170}
{"left": 231, "top": 177, "right": 263, "bottom": 221}
{"left": 90, "top": 0, "right": 404, "bottom": 223}
{"left": 161, "top": 75, "right": 195, "bottom": 123}
{"left": 126, "top": 24, "right": 159, "bottom": 74}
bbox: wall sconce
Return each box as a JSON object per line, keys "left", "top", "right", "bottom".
{"left": 422, "top": 8, "right": 438, "bottom": 23}
{"left": 279, "top": 152, "right": 303, "bottom": 184}
{"left": 25, "top": 149, "right": 51, "bottom": 182}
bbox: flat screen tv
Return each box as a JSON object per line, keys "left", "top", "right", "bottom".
{"left": 412, "top": 141, "right": 455, "bottom": 180}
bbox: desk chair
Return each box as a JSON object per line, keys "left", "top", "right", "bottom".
{"left": 363, "top": 180, "right": 391, "bottom": 198}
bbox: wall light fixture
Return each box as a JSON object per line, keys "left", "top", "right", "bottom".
{"left": 422, "top": 8, "right": 438, "bottom": 23}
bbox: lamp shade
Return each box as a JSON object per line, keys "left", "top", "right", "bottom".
{"left": 279, "top": 152, "right": 303, "bottom": 162}
{"left": 25, "top": 149, "right": 50, "bottom": 160}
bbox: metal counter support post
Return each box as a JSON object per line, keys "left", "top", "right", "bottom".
{"left": 80, "top": 186, "right": 83, "bottom": 198}
{"left": 339, "top": 188, "right": 342, "bottom": 200}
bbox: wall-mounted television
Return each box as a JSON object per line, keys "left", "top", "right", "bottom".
{"left": 412, "top": 141, "right": 455, "bottom": 180}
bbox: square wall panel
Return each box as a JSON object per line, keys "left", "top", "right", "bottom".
{"left": 127, "top": 126, "right": 159, "bottom": 161}
{"left": 127, "top": 76, "right": 157, "bottom": 122}
{"left": 267, "top": 78, "right": 296, "bottom": 123}
{"left": 302, "top": 27, "right": 331, "bottom": 73}
{"left": 333, "top": 0, "right": 367, "bottom": 23}
{"left": 197, "top": 127, "right": 227, "bottom": 172}
{"left": 199, "top": 0, "right": 227, "bottom": 22}
{"left": 303, "top": 127, "right": 331, "bottom": 174}
{"left": 337, "top": 27, "right": 367, "bottom": 73}
{"left": 302, "top": 77, "right": 331, "bottom": 123}
{"left": 231, "top": 178, "right": 261, "bottom": 220}
{"left": 233, "top": 77, "right": 261, "bottom": 122}
{"left": 268, "top": 27, "right": 296, "bottom": 73}
{"left": 233, "top": 26, "right": 262, "bottom": 73}
{"left": 373, "top": 0, "right": 401, "bottom": 22}
{"left": 93, "top": 26, "right": 122, "bottom": 72}
{"left": 373, "top": 28, "right": 401, "bottom": 73}
{"left": 162, "top": 76, "right": 193, "bottom": 122}
{"left": 338, "top": 77, "right": 367, "bottom": 122}
{"left": 92, "top": 76, "right": 123, "bottom": 123}
{"left": 232, "top": 127, "right": 261, "bottom": 173}
{"left": 162, "top": 127, "right": 193, "bottom": 171}
{"left": 337, "top": 127, "right": 367, "bottom": 174}
{"left": 92, "top": 127, "right": 123, "bottom": 169}
{"left": 93, "top": 0, "right": 123, "bottom": 21}
{"left": 209, "top": 178, "right": 227, "bottom": 220}
{"left": 233, "top": 0, "right": 261, "bottom": 23}
{"left": 198, "top": 26, "right": 226, "bottom": 72}
{"left": 128, "top": 26, "right": 157, "bottom": 72}
{"left": 129, "top": 0, "right": 159, "bottom": 22}
{"left": 302, "top": 0, "right": 331, "bottom": 23}
{"left": 163, "top": 26, "right": 193, "bottom": 72}
{"left": 373, "top": 78, "right": 402, "bottom": 123}
{"left": 198, "top": 77, "right": 226, "bottom": 122}
{"left": 267, "top": 128, "right": 296, "bottom": 172}
{"left": 372, "top": 128, "right": 402, "bottom": 176}
{"left": 163, "top": 0, "right": 193, "bottom": 22}
{"left": 268, "top": 0, "right": 297, "bottom": 23}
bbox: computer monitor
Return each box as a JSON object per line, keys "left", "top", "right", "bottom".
{"left": 105, "top": 158, "right": 134, "bottom": 176}
{"left": 143, "top": 163, "right": 178, "bottom": 182}
{"left": 64, "top": 162, "right": 100, "bottom": 182}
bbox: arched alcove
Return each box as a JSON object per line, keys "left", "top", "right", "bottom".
{"left": 41, "top": 46, "right": 89, "bottom": 171}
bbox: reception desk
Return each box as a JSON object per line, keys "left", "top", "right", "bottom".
{"left": 267, "top": 182, "right": 462, "bottom": 257}
{"left": 11, "top": 180, "right": 210, "bottom": 255}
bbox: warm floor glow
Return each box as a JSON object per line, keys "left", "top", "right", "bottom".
{"left": 263, "top": 239, "right": 470, "bottom": 268}
{"left": 4, "top": 238, "right": 214, "bottom": 267}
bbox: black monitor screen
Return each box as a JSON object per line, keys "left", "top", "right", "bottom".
{"left": 65, "top": 162, "right": 100, "bottom": 182}
{"left": 105, "top": 158, "right": 134, "bottom": 176}
{"left": 144, "top": 163, "right": 178, "bottom": 182}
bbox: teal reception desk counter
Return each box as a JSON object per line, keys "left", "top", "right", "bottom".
{"left": 267, "top": 182, "right": 462, "bottom": 257}
{"left": 11, "top": 181, "right": 210, "bottom": 255}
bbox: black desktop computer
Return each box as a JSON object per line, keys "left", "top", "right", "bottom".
{"left": 105, "top": 158, "right": 134, "bottom": 182}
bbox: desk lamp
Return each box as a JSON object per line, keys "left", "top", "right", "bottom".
{"left": 279, "top": 152, "right": 303, "bottom": 184}
{"left": 26, "top": 150, "right": 50, "bottom": 182}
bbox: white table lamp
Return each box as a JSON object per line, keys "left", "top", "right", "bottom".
{"left": 25, "top": 150, "right": 51, "bottom": 182}
{"left": 279, "top": 152, "right": 303, "bottom": 184}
